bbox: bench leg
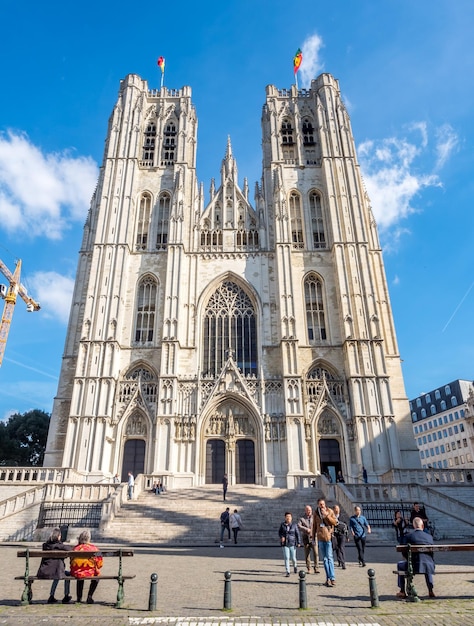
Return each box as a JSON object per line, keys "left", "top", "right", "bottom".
{"left": 21, "top": 580, "right": 33, "bottom": 606}
{"left": 116, "top": 577, "right": 124, "bottom": 609}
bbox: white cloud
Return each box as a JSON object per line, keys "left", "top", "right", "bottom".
{"left": 435, "top": 124, "right": 459, "bottom": 170}
{"left": 31, "top": 271, "right": 75, "bottom": 324}
{"left": 358, "top": 126, "right": 450, "bottom": 234}
{"left": 299, "top": 34, "right": 325, "bottom": 88}
{"left": 0, "top": 131, "right": 98, "bottom": 239}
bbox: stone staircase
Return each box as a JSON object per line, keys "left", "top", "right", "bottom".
{"left": 98, "top": 485, "right": 325, "bottom": 546}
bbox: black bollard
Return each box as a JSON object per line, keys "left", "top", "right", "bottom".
{"left": 367, "top": 568, "right": 379, "bottom": 608}
{"left": 298, "top": 570, "right": 307, "bottom": 610}
{"left": 148, "top": 572, "right": 158, "bottom": 611}
{"left": 223, "top": 570, "right": 232, "bottom": 610}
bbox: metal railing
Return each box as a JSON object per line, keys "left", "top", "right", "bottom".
{"left": 38, "top": 502, "right": 104, "bottom": 528}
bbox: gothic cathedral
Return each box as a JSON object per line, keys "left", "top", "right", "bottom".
{"left": 44, "top": 72, "right": 420, "bottom": 486}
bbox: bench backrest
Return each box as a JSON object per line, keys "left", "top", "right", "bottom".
{"left": 396, "top": 544, "right": 474, "bottom": 553}
{"left": 17, "top": 549, "right": 134, "bottom": 558}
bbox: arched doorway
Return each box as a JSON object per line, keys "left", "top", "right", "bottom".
{"left": 205, "top": 439, "right": 225, "bottom": 484}
{"left": 121, "top": 439, "right": 146, "bottom": 482}
{"left": 236, "top": 439, "right": 255, "bottom": 483}
{"left": 319, "top": 438, "right": 341, "bottom": 483}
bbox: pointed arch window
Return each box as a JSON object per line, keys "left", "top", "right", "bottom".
{"left": 302, "top": 118, "right": 315, "bottom": 145}
{"left": 289, "top": 191, "right": 304, "bottom": 249}
{"left": 135, "top": 276, "right": 157, "bottom": 343}
{"left": 142, "top": 121, "right": 156, "bottom": 164}
{"left": 281, "top": 118, "right": 295, "bottom": 161}
{"left": 156, "top": 192, "right": 170, "bottom": 250}
{"left": 309, "top": 190, "right": 326, "bottom": 249}
{"left": 136, "top": 192, "right": 152, "bottom": 251}
{"left": 161, "top": 120, "right": 177, "bottom": 166}
{"left": 203, "top": 281, "right": 257, "bottom": 377}
{"left": 304, "top": 273, "right": 327, "bottom": 342}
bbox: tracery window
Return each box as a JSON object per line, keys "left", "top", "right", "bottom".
{"left": 302, "top": 118, "right": 315, "bottom": 145}
{"left": 289, "top": 191, "right": 304, "bottom": 248}
{"left": 306, "top": 365, "right": 344, "bottom": 403}
{"left": 203, "top": 281, "right": 257, "bottom": 377}
{"left": 304, "top": 273, "right": 327, "bottom": 342}
{"left": 136, "top": 192, "right": 151, "bottom": 251}
{"left": 135, "top": 276, "right": 157, "bottom": 343}
{"left": 161, "top": 120, "right": 177, "bottom": 166}
{"left": 281, "top": 118, "right": 295, "bottom": 161}
{"left": 142, "top": 122, "right": 156, "bottom": 164}
{"left": 156, "top": 192, "right": 170, "bottom": 250}
{"left": 309, "top": 191, "right": 326, "bottom": 249}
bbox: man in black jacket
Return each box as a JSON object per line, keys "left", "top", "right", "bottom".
{"left": 278, "top": 512, "right": 301, "bottom": 577}
{"left": 396, "top": 517, "right": 435, "bottom": 598}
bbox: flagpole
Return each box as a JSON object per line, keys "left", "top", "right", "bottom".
{"left": 295, "top": 72, "right": 299, "bottom": 90}
{"left": 161, "top": 70, "right": 164, "bottom": 89}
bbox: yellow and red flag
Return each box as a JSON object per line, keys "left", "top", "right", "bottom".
{"left": 157, "top": 57, "right": 165, "bottom": 74}
{"left": 293, "top": 48, "right": 303, "bottom": 75}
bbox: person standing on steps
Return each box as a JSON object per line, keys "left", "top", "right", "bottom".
{"left": 278, "top": 511, "right": 301, "bottom": 577}
{"left": 219, "top": 507, "right": 231, "bottom": 546}
{"left": 229, "top": 509, "right": 243, "bottom": 544}
{"left": 222, "top": 473, "right": 228, "bottom": 501}
{"left": 298, "top": 504, "right": 320, "bottom": 574}
{"left": 312, "top": 497, "right": 337, "bottom": 587}
{"left": 349, "top": 505, "right": 371, "bottom": 566}
{"left": 127, "top": 472, "right": 134, "bottom": 500}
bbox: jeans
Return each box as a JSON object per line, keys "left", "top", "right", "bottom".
{"left": 282, "top": 545, "right": 297, "bottom": 573}
{"left": 232, "top": 527, "right": 240, "bottom": 543}
{"left": 127, "top": 485, "right": 134, "bottom": 500}
{"left": 354, "top": 535, "right": 366, "bottom": 564}
{"left": 220, "top": 523, "right": 230, "bottom": 541}
{"left": 318, "top": 539, "right": 335, "bottom": 581}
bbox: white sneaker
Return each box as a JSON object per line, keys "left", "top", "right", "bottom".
{"left": 220, "top": 544, "right": 224, "bottom": 548}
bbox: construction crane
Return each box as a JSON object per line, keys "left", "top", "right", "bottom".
{"left": 0, "top": 258, "right": 41, "bottom": 368}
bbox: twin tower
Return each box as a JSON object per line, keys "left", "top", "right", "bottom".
{"left": 45, "top": 72, "right": 420, "bottom": 486}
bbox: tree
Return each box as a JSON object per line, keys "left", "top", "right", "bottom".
{"left": 0, "top": 410, "right": 50, "bottom": 466}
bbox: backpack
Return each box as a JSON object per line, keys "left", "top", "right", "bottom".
{"left": 334, "top": 521, "right": 348, "bottom": 537}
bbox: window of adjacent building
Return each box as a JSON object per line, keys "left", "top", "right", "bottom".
{"left": 427, "top": 434, "right": 432, "bottom": 442}
{"left": 454, "top": 425, "right": 459, "bottom": 434}
{"left": 460, "top": 423, "right": 465, "bottom": 432}
{"left": 136, "top": 192, "right": 152, "bottom": 250}
{"left": 416, "top": 398, "right": 422, "bottom": 408}
{"left": 460, "top": 454, "right": 465, "bottom": 463}
{"left": 417, "top": 437, "right": 422, "bottom": 445}
{"left": 443, "top": 415, "right": 448, "bottom": 424}
{"left": 463, "top": 438, "right": 468, "bottom": 447}
{"left": 430, "top": 404, "right": 436, "bottom": 415}
{"left": 428, "top": 420, "right": 432, "bottom": 429}
{"left": 135, "top": 275, "right": 157, "bottom": 343}
{"left": 448, "top": 427, "right": 453, "bottom": 436}
{"left": 412, "top": 412, "right": 417, "bottom": 421}
{"left": 441, "top": 400, "right": 446, "bottom": 410}
{"left": 435, "top": 446, "right": 440, "bottom": 455}
{"left": 156, "top": 192, "right": 170, "bottom": 250}
{"left": 430, "top": 448, "right": 434, "bottom": 456}
{"left": 421, "top": 409, "right": 426, "bottom": 418}
{"left": 443, "top": 459, "right": 448, "bottom": 468}
{"left": 304, "top": 273, "right": 327, "bottom": 342}
{"left": 420, "top": 450, "right": 424, "bottom": 459}
{"left": 202, "top": 281, "right": 257, "bottom": 377}
{"left": 438, "top": 417, "right": 443, "bottom": 426}
{"left": 443, "top": 429, "right": 447, "bottom": 437}
{"left": 446, "top": 442, "right": 450, "bottom": 451}
{"left": 435, "top": 389, "right": 441, "bottom": 400}
{"left": 425, "top": 394, "right": 431, "bottom": 403}
{"left": 289, "top": 191, "right": 304, "bottom": 248}
{"left": 440, "top": 445, "right": 445, "bottom": 453}
{"left": 445, "top": 385, "right": 451, "bottom": 395}
{"left": 451, "top": 396, "right": 458, "bottom": 407}
{"left": 162, "top": 120, "right": 177, "bottom": 165}
{"left": 448, "top": 458, "right": 454, "bottom": 467}
{"left": 423, "top": 423, "right": 427, "bottom": 431}
{"left": 142, "top": 121, "right": 156, "bottom": 163}
{"left": 309, "top": 191, "right": 326, "bottom": 249}
{"left": 449, "top": 413, "right": 454, "bottom": 422}
{"left": 423, "top": 436, "right": 427, "bottom": 444}
{"left": 454, "top": 456, "right": 459, "bottom": 465}
{"left": 414, "top": 425, "right": 418, "bottom": 433}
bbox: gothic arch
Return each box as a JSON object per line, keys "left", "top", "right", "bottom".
{"left": 198, "top": 396, "right": 264, "bottom": 485}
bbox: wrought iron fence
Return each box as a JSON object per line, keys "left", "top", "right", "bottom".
{"left": 358, "top": 502, "right": 423, "bottom": 528}
{"left": 38, "top": 502, "right": 103, "bottom": 528}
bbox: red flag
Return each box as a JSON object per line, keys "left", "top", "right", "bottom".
{"left": 157, "top": 57, "right": 165, "bottom": 73}
{"left": 293, "top": 49, "right": 302, "bottom": 75}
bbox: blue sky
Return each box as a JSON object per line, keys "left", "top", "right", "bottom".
{"left": 0, "top": 0, "right": 473, "bottom": 421}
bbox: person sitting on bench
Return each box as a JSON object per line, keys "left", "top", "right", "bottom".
{"left": 396, "top": 516, "right": 435, "bottom": 598}
{"left": 36, "top": 527, "right": 72, "bottom": 604}
{"left": 70, "top": 530, "right": 103, "bottom": 604}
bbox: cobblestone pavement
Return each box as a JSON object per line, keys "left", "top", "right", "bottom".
{"left": 1, "top": 541, "right": 473, "bottom": 626}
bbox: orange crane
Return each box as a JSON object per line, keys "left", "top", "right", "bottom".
{"left": 0, "top": 258, "right": 41, "bottom": 367}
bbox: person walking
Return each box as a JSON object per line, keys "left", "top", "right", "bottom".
{"left": 349, "top": 505, "right": 371, "bottom": 566}
{"left": 278, "top": 512, "right": 301, "bottom": 577}
{"left": 396, "top": 516, "right": 435, "bottom": 598}
{"left": 297, "top": 504, "right": 320, "bottom": 574}
{"left": 219, "top": 507, "right": 231, "bottom": 546}
{"left": 229, "top": 509, "right": 243, "bottom": 544}
{"left": 36, "top": 528, "right": 72, "bottom": 604}
{"left": 332, "top": 504, "right": 348, "bottom": 569}
{"left": 312, "top": 498, "right": 337, "bottom": 587}
{"left": 222, "top": 474, "right": 228, "bottom": 501}
{"left": 70, "top": 530, "right": 103, "bottom": 604}
{"left": 127, "top": 472, "right": 134, "bottom": 500}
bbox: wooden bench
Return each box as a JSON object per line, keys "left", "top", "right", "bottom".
{"left": 395, "top": 543, "right": 474, "bottom": 602}
{"left": 16, "top": 548, "right": 134, "bottom": 608}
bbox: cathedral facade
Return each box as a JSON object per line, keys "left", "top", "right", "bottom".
{"left": 44, "top": 72, "right": 420, "bottom": 486}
